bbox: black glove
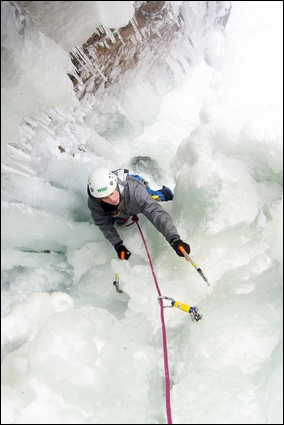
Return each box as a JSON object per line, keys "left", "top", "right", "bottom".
{"left": 170, "top": 238, "right": 190, "bottom": 257}
{"left": 114, "top": 242, "right": 131, "bottom": 260}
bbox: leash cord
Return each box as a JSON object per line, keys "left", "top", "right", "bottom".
{"left": 128, "top": 215, "right": 173, "bottom": 424}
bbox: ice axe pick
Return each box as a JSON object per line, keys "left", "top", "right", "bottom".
{"left": 178, "top": 246, "right": 210, "bottom": 286}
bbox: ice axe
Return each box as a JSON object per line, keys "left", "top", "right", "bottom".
{"left": 178, "top": 246, "right": 210, "bottom": 286}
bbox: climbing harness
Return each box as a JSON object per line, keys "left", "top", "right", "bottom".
{"left": 178, "top": 245, "right": 209, "bottom": 286}
{"left": 157, "top": 296, "right": 202, "bottom": 321}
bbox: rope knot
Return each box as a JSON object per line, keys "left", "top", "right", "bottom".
{"left": 126, "top": 215, "right": 139, "bottom": 227}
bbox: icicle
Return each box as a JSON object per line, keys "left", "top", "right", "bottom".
{"left": 87, "top": 46, "right": 98, "bottom": 62}
{"left": 102, "top": 39, "right": 111, "bottom": 49}
{"left": 97, "top": 25, "right": 105, "bottom": 34}
{"left": 129, "top": 17, "right": 143, "bottom": 43}
{"left": 101, "top": 25, "right": 116, "bottom": 44}
{"left": 74, "top": 45, "right": 94, "bottom": 70}
{"left": 113, "top": 29, "right": 125, "bottom": 46}
{"left": 165, "top": 1, "right": 182, "bottom": 27}
{"left": 73, "top": 45, "right": 107, "bottom": 82}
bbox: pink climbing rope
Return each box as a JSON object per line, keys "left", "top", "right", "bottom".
{"left": 127, "top": 215, "right": 173, "bottom": 424}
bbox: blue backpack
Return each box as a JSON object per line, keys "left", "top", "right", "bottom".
{"left": 129, "top": 174, "right": 173, "bottom": 202}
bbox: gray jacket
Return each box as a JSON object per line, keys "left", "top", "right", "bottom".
{"left": 87, "top": 169, "right": 180, "bottom": 247}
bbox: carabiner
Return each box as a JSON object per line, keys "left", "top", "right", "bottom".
{"left": 157, "top": 295, "right": 175, "bottom": 308}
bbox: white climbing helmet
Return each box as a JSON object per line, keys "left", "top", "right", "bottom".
{"left": 88, "top": 168, "right": 118, "bottom": 198}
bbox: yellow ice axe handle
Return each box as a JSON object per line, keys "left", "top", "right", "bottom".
{"left": 171, "top": 300, "right": 192, "bottom": 313}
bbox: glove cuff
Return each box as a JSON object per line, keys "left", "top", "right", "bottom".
{"left": 170, "top": 236, "right": 180, "bottom": 246}
{"left": 114, "top": 241, "right": 123, "bottom": 251}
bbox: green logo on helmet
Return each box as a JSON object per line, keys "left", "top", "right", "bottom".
{"left": 97, "top": 186, "right": 107, "bottom": 193}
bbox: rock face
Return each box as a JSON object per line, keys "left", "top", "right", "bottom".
{"left": 2, "top": 1, "right": 232, "bottom": 146}
{"left": 69, "top": 1, "right": 232, "bottom": 101}
{"left": 69, "top": 1, "right": 182, "bottom": 100}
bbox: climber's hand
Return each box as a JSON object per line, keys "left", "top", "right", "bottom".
{"left": 171, "top": 238, "right": 190, "bottom": 257}
{"left": 114, "top": 242, "right": 131, "bottom": 260}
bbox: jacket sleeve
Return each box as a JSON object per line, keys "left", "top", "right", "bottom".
{"left": 128, "top": 179, "right": 180, "bottom": 244}
{"left": 88, "top": 198, "right": 122, "bottom": 246}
